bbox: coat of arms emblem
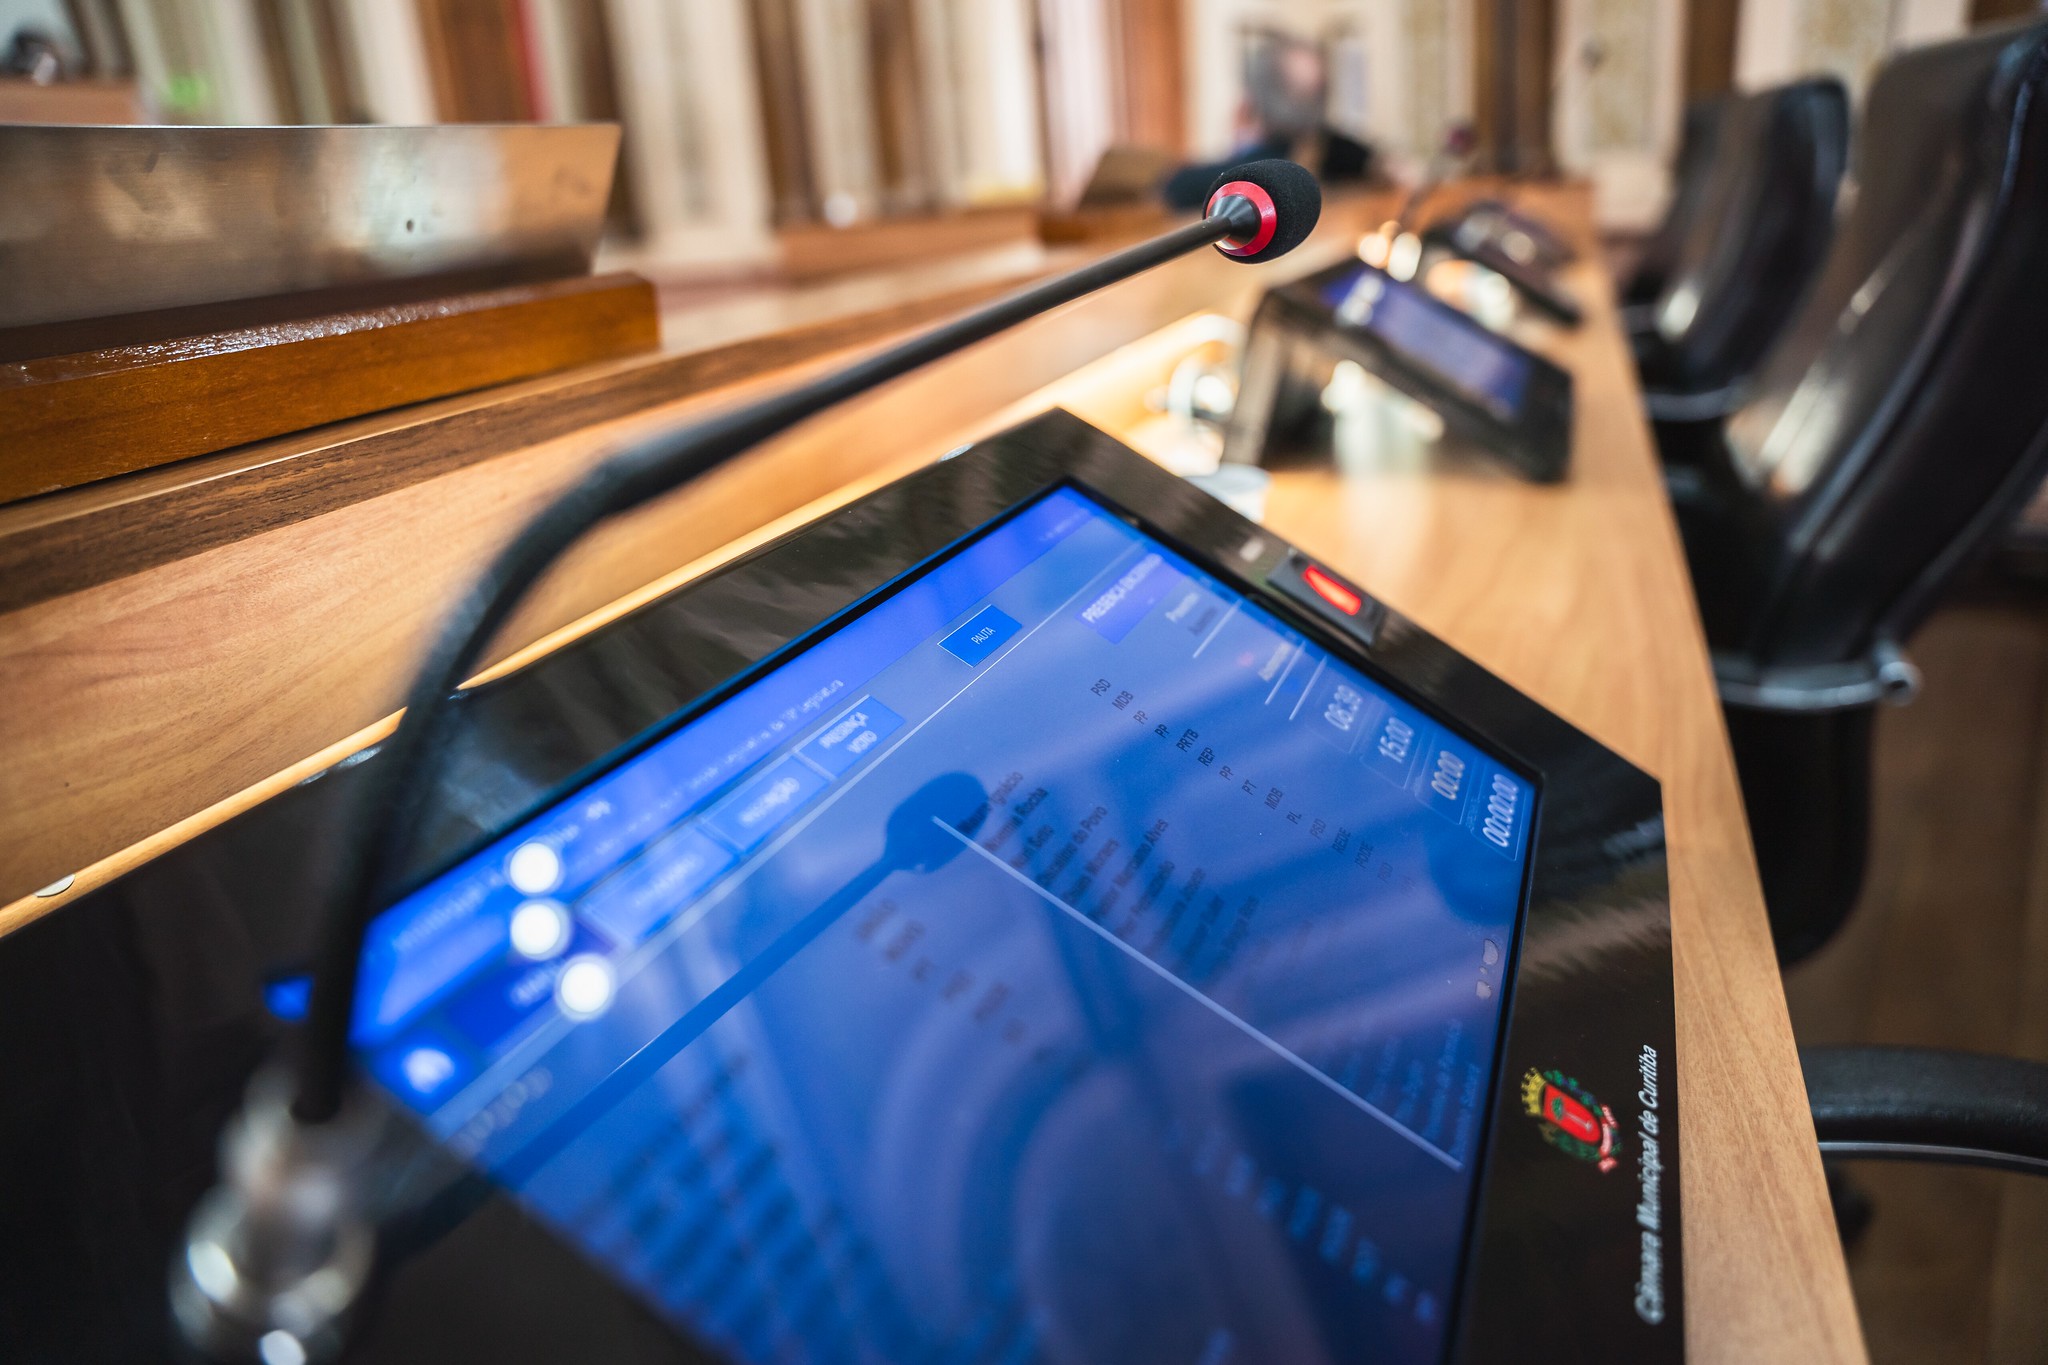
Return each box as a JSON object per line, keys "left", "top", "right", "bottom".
{"left": 1522, "top": 1067, "right": 1620, "bottom": 1172}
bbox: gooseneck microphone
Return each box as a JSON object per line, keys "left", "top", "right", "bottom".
{"left": 172, "top": 159, "right": 1320, "bottom": 1363}
{"left": 1205, "top": 159, "right": 1320, "bottom": 263}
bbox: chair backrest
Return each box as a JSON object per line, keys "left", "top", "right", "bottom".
{"left": 1692, "top": 22, "right": 2048, "bottom": 667}
{"left": 1642, "top": 78, "right": 1849, "bottom": 391}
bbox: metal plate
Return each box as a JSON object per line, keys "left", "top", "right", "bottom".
{"left": 0, "top": 123, "right": 620, "bottom": 328}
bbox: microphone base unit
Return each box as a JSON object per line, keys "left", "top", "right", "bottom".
{"left": 170, "top": 1068, "right": 389, "bottom": 1365}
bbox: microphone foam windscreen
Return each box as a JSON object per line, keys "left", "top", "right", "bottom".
{"left": 1207, "top": 159, "right": 1321, "bottom": 263}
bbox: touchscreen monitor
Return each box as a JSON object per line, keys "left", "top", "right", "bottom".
{"left": 1323, "top": 267, "right": 1531, "bottom": 420}
{"left": 352, "top": 485, "right": 1537, "bottom": 1364}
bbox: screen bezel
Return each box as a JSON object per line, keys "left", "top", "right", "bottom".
{"left": 356, "top": 474, "right": 1550, "bottom": 1363}
{"left": 384, "top": 409, "right": 1681, "bottom": 1364}
{"left": 1240, "top": 260, "right": 1575, "bottom": 484}
{"left": 1422, "top": 218, "right": 1586, "bottom": 328}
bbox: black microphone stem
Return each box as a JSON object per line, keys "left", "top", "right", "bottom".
{"left": 290, "top": 197, "right": 1264, "bottom": 1124}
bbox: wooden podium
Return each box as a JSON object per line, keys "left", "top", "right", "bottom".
{"left": 0, "top": 122, "right": 657, "bottom": 506}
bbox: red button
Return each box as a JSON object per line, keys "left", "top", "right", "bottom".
{"left": 1302, "top": 564, "right": 1363, "bottom": 616}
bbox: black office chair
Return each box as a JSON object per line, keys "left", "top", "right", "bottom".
{"left": 1668, "top": 21, "right": 2048, "bottom": 963}
{"left": 1804, "top": 1045, "right": 2048, "bottom": 1256}
{"left": 1804, "top": 1047, "right": 2048, "bottom": 1179}
{"left": 1635, "top": 78, "right": 1849, "bottom": 419}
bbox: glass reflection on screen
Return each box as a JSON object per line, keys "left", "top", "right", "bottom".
{"left": 1326, "top": 266, "right": 1532, "bottom": 420}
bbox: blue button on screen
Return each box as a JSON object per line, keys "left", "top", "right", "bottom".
{"left": 800, "top": 697, "right": 907, "bottom": 776}
{"left": 578, "top": 826, "right": 736, "bottom": 945}
{"left": 939, "top": 605, "right": 1021, "bottom": 665}
{"left": 1076, "top": 550, "right": 1182, "bottom": 643}
{"left": 369, "top": 1025, "right": 475, "bottom": 1103}
{"left": 703, "top": 757, "right": 829, "bottom": 854}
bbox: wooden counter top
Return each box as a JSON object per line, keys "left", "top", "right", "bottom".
{"left": 1240, "top": 191, "right": 1869, "bottom": 1365}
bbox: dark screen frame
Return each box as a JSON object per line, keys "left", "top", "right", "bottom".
{"left": 1224, "top": 261, "right": 1576, "bottom": 484}
{"left": 1422, "top": 211, "right": 1587, "bottom": 328}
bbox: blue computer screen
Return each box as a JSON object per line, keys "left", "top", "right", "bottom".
{"left": 1324, "top": 266, "right": 1531, "bottom": 419}
{"left": 354, "top": 486, "right": 1534, "bottom": 1364}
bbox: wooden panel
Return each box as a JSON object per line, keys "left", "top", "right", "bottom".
{"left": 415, "top": 0, "right": 535, "bottom": 121}
{"left": 867, "top": 0, "right": 936, "bottom": 212}
{"left": 1112, "top": 0, "right": 1188, "bottom": 154}
{"left": 0, "top": 76, "right": 141, "bottom": 123}
{"left": 1472, "top": 0, "right": 1558, "bottom": 175}
{"left": 1972, "top": 0, "right": 2040, "bottom": 27}
{"left": 0, "top": 193, "right": 1387, "bottom": 908}
{"left": 776, "top": 207, "right": 1040, "bottom": 281}
{"left": 0, "top": 274, "right": 659, "bottom": 506}
{"left": 750, "top": 0, "right": 821, "bottom": 223}
{"left": 1685, "top": 0, "right": 1741, "bottom": 101}
{"left": 0, "top": 257, "right": 1091, "bottom": 614}
{"left": 1037, "top": 203, "right": 1177, "bottom": 246}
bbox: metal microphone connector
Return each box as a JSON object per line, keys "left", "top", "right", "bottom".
{"left": 170, "top": 1068, "right": 387, "bottom": 1365}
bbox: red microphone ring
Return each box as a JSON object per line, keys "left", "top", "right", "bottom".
{"left": 1208, "top": 180, "right": 1278, "bottom": 257}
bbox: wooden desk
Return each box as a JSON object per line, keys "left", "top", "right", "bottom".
{"left": 1052, "top": 188, "right": 1869, "bottom": 1364}
{"left": 1306, "top": 219, "right": 1864, "bottom": 1364}
{"left": 0, "top": 182, "right": 1864, "bottom": 1362}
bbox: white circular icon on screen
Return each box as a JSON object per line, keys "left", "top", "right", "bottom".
{"left": 556, "top": 955, "right": 616, "bottom": 1021}
{"left": 401, "top": 1047, "right": 456, "bottom": 1095}
{"left": 258, "top": 1330, "right": 308, "bottom": 1365}
{"left": 506, "top": 840, "right": 563, "bottom": 895}
{"left": 509, "top": 899, "right": 572, "bottom": 961}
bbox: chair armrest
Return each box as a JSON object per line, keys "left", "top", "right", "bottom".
{"left": 1802, "top": 1045, "right": 2048, "bottom": 1177}
{"left": 1642, "top": 384, "right": 1748, "bottom": 423}
{"left": 1715, "top": 640, "right": 1921, "bottom": 712}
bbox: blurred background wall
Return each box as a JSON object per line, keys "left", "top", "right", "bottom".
{"left": 2, "top": 0, "right": 2042, "bottom": 255}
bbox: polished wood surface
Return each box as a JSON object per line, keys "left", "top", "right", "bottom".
{"left": 0, "top": 252, "right": 1075, "bottom": 614}
{"left": 0, "top": 193, "right": 1388, "bottom": 907}
{"left": 0, "top": 310, "right": 1233, "bottom": 939}
{"left": 0, "top": 182, "right": 1864, "bottom": 1362}
{"left": 0, "top": 273, "right": 659, "bottom": 506}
